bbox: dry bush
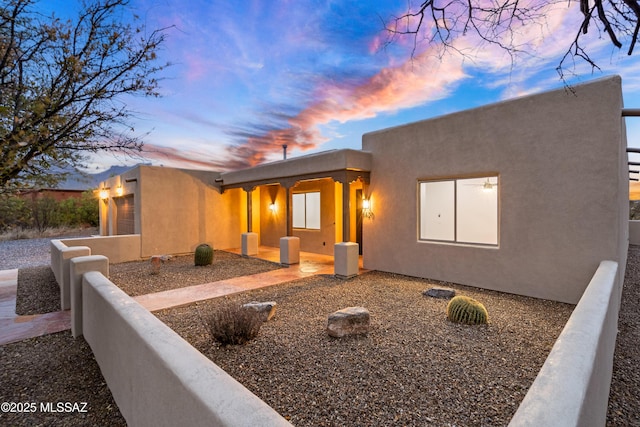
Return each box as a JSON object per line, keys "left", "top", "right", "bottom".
{"left": 204, "top": 303, "right": 262, "bottom": 346}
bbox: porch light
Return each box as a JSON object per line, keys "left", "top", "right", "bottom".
{"left": 116, "top": 185, "right": 123, "bottom": 196}
{"left": 269, "top": 203, "right": 277, "bottom": 213}
{"left": 99, "top": 189, "right": 109, "bottom": 200}
{"left": 362, "top": 198, "right": 374, "bottom": 219}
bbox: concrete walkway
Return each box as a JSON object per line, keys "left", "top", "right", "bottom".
{"left": 0, "top": 247, "right": 364, "bottom": 345}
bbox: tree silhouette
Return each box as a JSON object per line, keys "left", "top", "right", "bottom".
{"left": 385, "top": 0, "right": 640, "bottom": 79}
{"left": 0, "top": 0, "right": 168, "bottom": 193}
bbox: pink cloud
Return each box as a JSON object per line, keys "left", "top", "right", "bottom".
{"left": 223, "top": 46, "right": 467, "bottom": 169}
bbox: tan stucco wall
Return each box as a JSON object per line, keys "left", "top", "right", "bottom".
{"left": 80, "top": 271, "right": 292, "bottom": 426}
{"left": 292, "top": 179, "right": 337, "bottom": 255}
{"left": 61, "top": 235, "right": 142, "bottom": 264}
{"left": 362, "top": 76, "right": 628, "bottom": 303}
{"left": 258, "top": 179, "right": 337, "bottom": 255}
{"left": 259, "top": 184, "right": 287, "bottom": 248}
{"left": 99, "top": 166, "right": 243, "bottom": 259}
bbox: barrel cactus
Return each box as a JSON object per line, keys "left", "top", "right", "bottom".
{"left": 446, "top": 295, "right": 488, "bottom": 325}
{"left": 194, "top": 243, "right": 214, "bottom": 266}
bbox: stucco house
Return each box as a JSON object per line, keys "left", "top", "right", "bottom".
{"left": 55, "top": 74, "right": 632, "bottom": 425}
{"left": 96, "top": 75, "right": 628, "bottom": 304}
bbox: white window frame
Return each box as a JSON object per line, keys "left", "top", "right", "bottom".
{"left": 292, "top": 191, "right": 321, "bottom": 230}
{"left": 418, "top": 176, "right": 499, "bottom": 246}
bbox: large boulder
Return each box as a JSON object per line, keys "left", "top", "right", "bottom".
{"left": 327, "top": 306, "right": 370, "bottom": 338}
{"left": 242, "top": 301, "right": 277, "bottom": 322}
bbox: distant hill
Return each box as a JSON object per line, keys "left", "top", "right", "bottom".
{"left": 56, "top": 165, "right": 135, "bottom": 191}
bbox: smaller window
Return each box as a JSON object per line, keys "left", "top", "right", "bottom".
{"left": 292, "top": 192, "right": 321, "bottom": 230}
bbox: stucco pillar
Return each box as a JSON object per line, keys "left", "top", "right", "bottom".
{"left": 342, "top": 180, "right": 350, "bottom": 242}
{"left": 285, "top": 186, "right": 292, "bottom": 236}
{"left": 245, "top": 188, "right": 253, "bottom": 233}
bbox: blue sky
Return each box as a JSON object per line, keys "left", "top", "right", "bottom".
{"left": 51, "top": 1, "right": 640, "bottom": 172}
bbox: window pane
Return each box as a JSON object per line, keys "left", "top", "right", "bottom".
{"left": 292, "top": 193, "right": 306, "bottom": 228}
{"left": 456, "top": 177, "right": 498, "bottom": 245}
{"left": 305, "top": 192, "right": 321, "bottom": 230}
{"left": 420, "top": 181, "right": 455, "bottom": 241}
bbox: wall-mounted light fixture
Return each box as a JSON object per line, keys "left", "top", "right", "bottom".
{"left": 362, "top": 198, "right": 374, "bottom": 219}
{"left": 269, "top": 203, "right": 277, "bottom": 213}
{"left": 99, "top": 188, "right": 109, "bottom": 200}
{"left": 115, "top": 185, "right": 123, "bottom": 196}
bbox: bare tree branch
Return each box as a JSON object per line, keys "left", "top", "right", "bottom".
{"left": 385, "top": 0, "right": 640, "bottom": 81}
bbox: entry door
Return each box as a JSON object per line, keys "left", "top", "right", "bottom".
{"left": 356, "top": 189, "right": 363, "bottom": 255}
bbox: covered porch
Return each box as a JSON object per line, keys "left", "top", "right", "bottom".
{"left": 218, "top": 149, "right": 372, "bottom": 277}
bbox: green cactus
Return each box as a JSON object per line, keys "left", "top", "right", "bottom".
{"left": 194, "top": 243, "right": 214, "bottom": 266}
{"left": 446, "top": 295, "right": 488, "bottom": 325}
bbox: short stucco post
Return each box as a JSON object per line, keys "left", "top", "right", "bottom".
{"left": 70, "top": 255, "right": 109, "bottom": 338}
{"left": 242, "top": 232, "right": 259, "bottom": 256}
{"left": 334, "top": 242, "right": 359, "bottom": 279}
{"left": 280, "top": 236, "right": 300, "bottom": 265}
{"left": 56, "top": 244, "right": 91, "bottom": 311}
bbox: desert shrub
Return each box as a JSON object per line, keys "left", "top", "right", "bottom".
{"left": 205, "top": 304, "right": 262, "bottom": 345}
{"left": 0, "top": 195, "right": 31, "bottom": 232}
{"left": 58, "top": 190, "right": 99, "bottom": 227}
{"left": 194, "top": 243, "right": 214, "bottom": 266}
{"left": 446, "top": 295, "right": 489, "bottom": 325}
{"left": 30, "top": 196, "right": 61, "bottom": 232}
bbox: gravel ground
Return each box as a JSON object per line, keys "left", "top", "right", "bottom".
{"left": 0, "top": 228, "right": 97, "bottom": 271}
{"left": 108, "top": 251, "right": 281, "bottom": 296}
{"left": 15, "top": 266, "right": 60, "bottom": 315}
{"left": 14, "top": 250, "right": 281, "bottom": 314}
{"left": 2, "top": 237, "right": 639, "bottom": 426}
{"left": 156, "top": 272, "right": 573, "bottom": 426}
{"left": 607, "top": 245, "right": 640, "bottom": 426}
{"left": 0, "top": 333, "right": 126, "bottom": 426}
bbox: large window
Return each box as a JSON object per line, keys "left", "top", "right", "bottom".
{"left": 292, "top": 192, "right": 321, "bottom": 230}
{"left": 419, "top": 176, "right": 498, "bottom": 245}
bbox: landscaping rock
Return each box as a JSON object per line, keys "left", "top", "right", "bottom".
{"left": 327, "top": 306, "right": 370, "bottom": 337}
{"left": 242, "top": 301, "right": 277, "bottom": 322}
{"left": 150, "top": 255, "right": 162, "bottom": 274}
{"left": 150, "top": 255, "right": 173, "bottom": 274}
{"left": 423, "top": 287, "right": 456, "bottom": 299}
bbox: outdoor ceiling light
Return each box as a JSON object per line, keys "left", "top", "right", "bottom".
{"left": 482, "top": 178, "right": 496, "bottom": 192}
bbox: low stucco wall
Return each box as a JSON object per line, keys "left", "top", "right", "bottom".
{"left": 629, "top": 220, "right": 640, "bottom": 245}
{"left": 61, "top": 235, "right": 141, "bottom": 264}
{"left": 509, "top": 260, "right": 621, "bottom": 426}
{"left": 50, "top": 240, "right": 90, "bottom": 310}
{"left": 79, "top": 270, "right": 291, "bottom": 427}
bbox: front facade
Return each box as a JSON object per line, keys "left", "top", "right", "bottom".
{"left": 99, "top": 76, "right": 628, "bottom": 303}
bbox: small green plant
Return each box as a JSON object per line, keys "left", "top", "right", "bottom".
{"left": 205, "top": 304, "right": 262, "bottom": 346}
{"left": 446, "top": 295, "right": 488, "bottom": 325}
{"left": 194, "top": 243, "right": 214, "bottom": 266}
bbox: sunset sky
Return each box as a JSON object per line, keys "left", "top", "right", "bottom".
{"left": 51, "top": 0, "right": 640, "bottom": 175}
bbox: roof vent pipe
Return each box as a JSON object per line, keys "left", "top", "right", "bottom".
{"left": 282, "top": 144, "right": 288, "bottom": 160}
